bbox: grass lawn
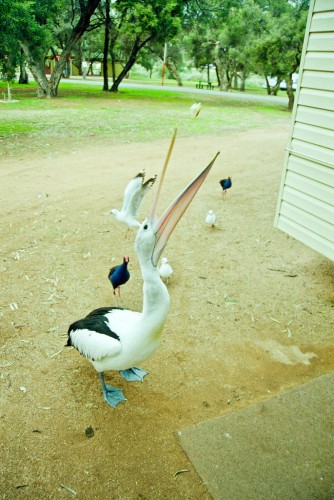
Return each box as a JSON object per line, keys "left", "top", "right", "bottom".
{"left": 0, "top": 80, "right": 290, "bottom": 159}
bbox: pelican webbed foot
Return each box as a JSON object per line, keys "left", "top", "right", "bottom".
{"left": 99, "top": 372, "right": 126, "bottom": 408}
{"left": 119, "top": 366, "right": 149, "bottom": 382}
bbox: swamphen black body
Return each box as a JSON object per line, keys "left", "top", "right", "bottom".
{"left": 108, "top": 256, "right": 130, "bottom": 295}
{"left": 219, "top": 177, "right": 232, "bottom": 196}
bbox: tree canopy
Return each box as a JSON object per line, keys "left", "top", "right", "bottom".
{"left": 0, "top": 0, "right": 310, "bottom": 106}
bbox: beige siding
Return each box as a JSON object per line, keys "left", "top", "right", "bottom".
{"left": 298, "top": 88, "right": 334, "bottom": 109}
{"left": 290, "top": 139, "right": 334, "bottom": 166}
{"left": 302, "top": 70, "right": 334, "bottom": 91}
{"left": 287, "top": 156, "right": 334, "bottom": 186}
{"left": 308, "top": 33, "right": 334, "bottom": 51}
{"left": 295, "top": 105, "right": 334, "bottom": 129}
{"left": 315, "top": 0, "right": 333, "bottom": 11}
{"left": 304, "top": 52, "right": 334, "bottom": 72}
{"left": 277, "top": 217, "right": 333, "bottom": 259}
{"left": 275, "top": 0, "right": 334, "bottom": 261}
{"left": 311, "top": 12, "right": 334, "bottom": 32}
{"left": 304, "top": 33, "right": 334, "bottom": 51}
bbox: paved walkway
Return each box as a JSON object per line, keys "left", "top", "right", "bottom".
{"left": 179, "top": 373, "right": 334, "bottom": 499}
{"left": 61, "top": 76, "right": 288, "bottom": 106}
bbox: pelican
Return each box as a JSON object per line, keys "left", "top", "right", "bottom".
{"left": 111, "top": 170, "right": 157, "bottom": 228}
{"left": 159, "top": 257, "right": 173, "bottom": 284}
{"left": 68, "top": 131, "right": 220, "bottom": 408}
{"left": 205, "top": 210, "right": 217, "bottom": 228}
{"left": 190, "top": 102, "right": 201, "bottom": 117}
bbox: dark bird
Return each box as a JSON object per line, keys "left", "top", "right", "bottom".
{"left": 108, "top": 256, "right": 130, "bottom": 296}
{"left": 219, "top": 176, "right": 232, "bottom": 196}
{"left": 67, "top": 130, "right": 220, "bottom": 408}
{"left": 111, "top": 170, "right": 157, "bottom": 228}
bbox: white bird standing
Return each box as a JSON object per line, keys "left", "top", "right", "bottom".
{"left": 67, "top": 130, "right": 220, "bottom": 408}
{"left": 111, "top": 170, "right": 157, "bottom": 228}
{"left": 159, "top": 257, "right": 173, "bottom": 284}
{"left": 205, "top": 209, "right": 217, "bottom": 228}
{"left": 190, "top": 102, "right": 201, "bottom": 117}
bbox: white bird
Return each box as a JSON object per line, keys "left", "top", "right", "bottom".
{"left": 159, "top": 257, "right": 173, "bottom": 283}
{"left": 111, "top": 170, "right": 157, "bottom": 228}
{"left": 205, "top": 210, "right": 217, "bottom": 228}
{"left": 190, "top": 102, "right": 201, "bottom": 117}
{"left": 68, "top": 130, "right": 220, "bottom": 408}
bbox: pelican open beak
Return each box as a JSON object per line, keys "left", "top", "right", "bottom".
{"left": 149, "top": 133, "right": 220, "bottom": 266}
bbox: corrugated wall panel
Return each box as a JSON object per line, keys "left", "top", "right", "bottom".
{"left": 304, "top": 52, "right": 334, "bottom": 72}
{"left": 277, "top": 216, "right": 334, "bottom": 260}
{"left": 315, "top": 0, "right": 334, "bottom": 12}
{"left": 275, "top": 0, "right": 334, "bottom": 260}
{"left": 282, "top": 187, "right": 334, "bottom": 222}
{"left": 295, "top": 105, "right": 334, "bottom": 129}
{"left": 293, "top": 122, "right": 334, "bottom": 149}
{"left": 308, "top": 33, "right": 334, "bottom": 51}
{"left": 285, "top": 171, "right": 334, "bottom": 205}
{"left": 280, "top": 201, "right": 333, "bottom": 240}
{"left": 298, "top": 88, "right": 334, "bottom": 110}
{"left": 302, "top": 70, "right": 334, "bottom": 91}
{"left": 290, "top": 139, "right": 334, "bottom": 166}
{"left": 311, "top": 12, "right": 334, "bottom": 31}
{"left": 287, "top": 155, "right": 334, "bottom": 186}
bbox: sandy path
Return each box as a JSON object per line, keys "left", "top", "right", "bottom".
{"left": 1, "top": 125, "right": 333, "bottom": 498}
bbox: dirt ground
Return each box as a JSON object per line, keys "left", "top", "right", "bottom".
{"left": 1, "top": 124, "right": 333, "bottom": 499}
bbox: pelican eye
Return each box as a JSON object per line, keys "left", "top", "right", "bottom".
{"left": 143, "top": 224, "right": 148, "bottom": 230}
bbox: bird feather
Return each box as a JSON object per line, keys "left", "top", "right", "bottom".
{"left": 112, "top": 170, "right": 157, "bottom": 228}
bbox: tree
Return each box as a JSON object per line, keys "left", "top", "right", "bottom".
{"left": 251, "top": 0, "right": 309, "bottom": 109}
{"left": 108, "top": 0, "right": 182, "bottom": 92}
{"left": 0, "top": 0, "right": 102, "bottom": 97}
{"left": 141, "top": 41, "right": 184, "bottom": 85}
{"left": 24, "top": 0, "right": 102, "bottom": 97}
{"left": 0, "top": 0, "right": 29, "bottom": 83}
{"left": 102, "top": 0, "right": 111, "bottom": 90}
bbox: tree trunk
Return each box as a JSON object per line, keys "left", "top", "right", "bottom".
{"left": 110, "top": 36, "right": 152, "bottom": 92}
{"left": 22, "top": 0, "right": 101, "bottom": 97}
{"left": 166, "top": 58, "right": 183, "bottom": 86}
{"left": 102, "top": 0, "right": 111, "bottom": 91}
{"left": 64, "top": 59, "right": 71, "bottom": 78}
{"left": 215, "top": 65, "right": 220, "bottom": 87}
{"left": 214, "top": 42, "right": 228, "bottom": 91}
{"left": 264, "top": 76, "right": 271, "bottom": 95}
{"left": 240, "top": 67, "right": 247, "bottom": 92}
{"left": 21, "top": 44, "right": 55, "bottom": 97}
{"left": 232, "top": 72, "right": 238, "bottom": 90}
{"left": 265, "top": 76, "right": 280, "bottom": 96}
{"left": 18, "top": 60, "right": 29, "bottom": 84}
{"left": 286, "top": 73, "right": 294, "bottom": 111}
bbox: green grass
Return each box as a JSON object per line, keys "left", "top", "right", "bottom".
{"left": 0, "top": 80, "right": 290, "bottom": 159}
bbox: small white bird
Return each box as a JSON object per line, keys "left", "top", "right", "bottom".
{"left": 205, "top": 210, "right": 217, "bottom": 228}
{"left": 159, "top": 257, "right": 173, "bottom": 283}
{"left": 111, "top": 170, "right": 157, "bottom": 228}
{"left": 190, "top": 102, "right": 201, "bottom": 117}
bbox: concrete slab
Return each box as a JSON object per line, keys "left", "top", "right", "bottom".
{"left": 179, "top": 373, "right": 334, "bottom": 500}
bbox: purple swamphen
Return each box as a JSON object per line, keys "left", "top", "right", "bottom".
{"left": 108, "top": 256, "right": 130, "bottom": 296}
{"left": 219, "top": 177, "right": 232, "bottom": 196}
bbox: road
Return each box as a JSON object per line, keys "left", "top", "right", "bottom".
{"left": 61, "top": 76, "right": 289, "bottom": 105}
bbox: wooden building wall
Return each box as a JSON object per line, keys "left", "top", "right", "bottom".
{"left": 274, "top": 0, "right": 334, "bottom": 261}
